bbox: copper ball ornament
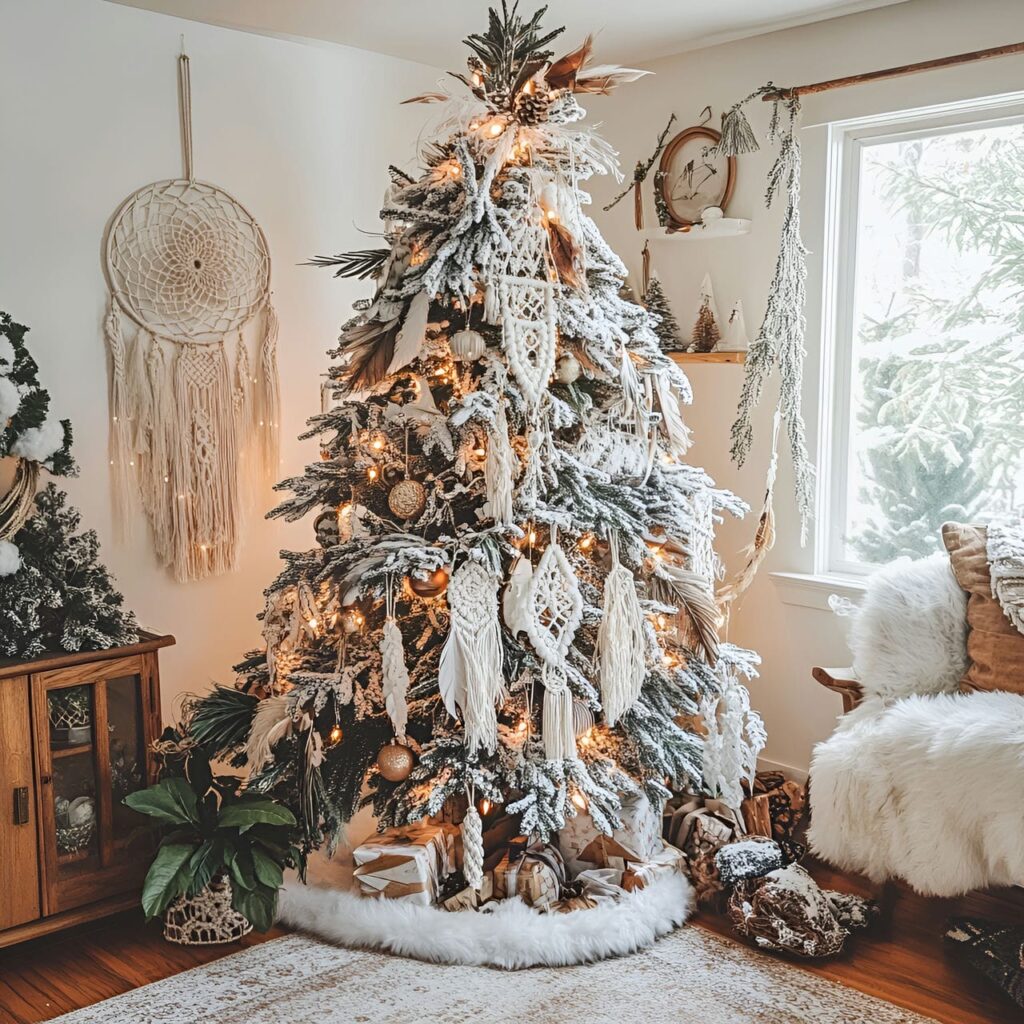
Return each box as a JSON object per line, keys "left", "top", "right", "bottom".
{"left": 377, "top": 742, "right": 415, "bottom": 782}
{"left": 388, "top": 478, "right": 427, "bottom": 520}
{"left": 408, "top": 566, "right": 450, "bottom": 599}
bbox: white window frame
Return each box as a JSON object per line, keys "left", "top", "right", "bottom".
{"left": 816, "top": 91, "right": 1024, "bottom": 579}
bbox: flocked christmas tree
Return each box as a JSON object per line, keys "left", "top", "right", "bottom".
{"left": 192, "top": 4, "right": 763, "bottom": 869}
{"left": 0, "top": 311, "right": 138, "bottom": 657}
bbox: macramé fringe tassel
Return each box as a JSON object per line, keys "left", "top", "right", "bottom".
{"left": 716, "top": 104, "right": 760, "bottom": 157}
{"left": 461, "top": 804, "right": 484, "bottom": 890}
{"left": 485, "top": 402, "right": 516, "bottom": 525}
{"left": 105, "top": 300, "right": 140, "bottom": 538}
{"left": 255, "top": 302, "right": 281, "bottom": 477}
{"left": 597, "top": 536, "right": 646, "bottom": 726}
{"left": 542, "top": 664, "right": 576, "bottom": 761}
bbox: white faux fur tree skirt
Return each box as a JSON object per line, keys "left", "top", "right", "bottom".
{"left": 277, "top": 872, "right": 692, "bottom": 968}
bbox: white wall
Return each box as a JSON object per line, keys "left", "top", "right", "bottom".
{"left": 0, "top": 0, "right": 436, "bottom": 716}
{"left": 589, "top": 0, "right": 1024, "bottom": 772}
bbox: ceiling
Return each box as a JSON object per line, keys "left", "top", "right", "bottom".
{"left": 109, "top": 0, "right": 909, "bottom": 67}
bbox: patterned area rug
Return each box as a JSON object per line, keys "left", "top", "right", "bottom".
{"left": 51, "top": 926, "right": 938, "bottom": 1024}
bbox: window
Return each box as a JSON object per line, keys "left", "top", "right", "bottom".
{"left": 822, "top": 98, "right": 1024, "bottom": 575}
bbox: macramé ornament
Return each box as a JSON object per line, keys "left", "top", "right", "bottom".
{"left": 381, "top": 584, "right": 410, "bottom": 742}
{"left": 484, "top": 400, "right": 517, "bottom": 525}
{"left": 461, "top": 798, "right": 485, "bottom": 890}
{"left": 597, "top": 534, "right": 646, "bottom": 726}
{"left": 103, "top": 53, "right": 279, "bottom": 582}
{"left": 525, "top": 530, "right": 584, "bottom": 760}
{"left": 439, "top": 559, "right": 506, "bottom": 755}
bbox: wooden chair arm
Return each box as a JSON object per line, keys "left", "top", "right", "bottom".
{"left": 812, "top": 666, "right": 864, "bottom": 713}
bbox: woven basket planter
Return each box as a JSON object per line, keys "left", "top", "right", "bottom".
{"left": 163, "top": 874, "right": 253, "bottom": 946}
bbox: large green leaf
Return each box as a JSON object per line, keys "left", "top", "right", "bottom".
{"left": 228, "top": 846, "right": 256, "bottom": 892}
{"left": 218, "top": 798, "right": 296, "bottom": 831}
{"left": 187, "top": 839, "right": 224, "bottom": 897}
{"left": 141, "top": 842, "right": 195, "bottom": 920}
{"left": 250, "top": 845, "right": 284, "bottom": 890}
{"left": 125, "top": 778, "right": 200, "bottom": 827}
{"left": 231, "top": 884, "right": 277, "bottom": 933}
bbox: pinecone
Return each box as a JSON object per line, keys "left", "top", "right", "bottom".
{"left": 513, "top": 88, "right": 553, "bottom": 126}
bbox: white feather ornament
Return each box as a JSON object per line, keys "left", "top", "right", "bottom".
{"left": 386, "top": 290, "right": 431, "bottom": 376}
{"left": 700, "top": 665, "right": 766, "bottom": 810}
{"left": 502, "top": 554, "right": 534, "bottom": 636}
{"left": 245, "top": 695, "right": 294, "bottom": 775}
{"left": 653, "top": 370, "right": 691, "bottom": 458}
{"left": 380, "top": 586, "right": 411, "bottom": 742}
{"left": 597, "top": 535, "right": 647, "bottom": 726}
{"left": 439, "top": 559, "right": 506, "bottom": 755}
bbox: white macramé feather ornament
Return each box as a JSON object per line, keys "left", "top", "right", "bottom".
{"left": 439, "top": 559, "right": 506, "bottom": 755}
{"left": 525, "top": 531, "right": 584, "bottom": 760}
{"left": 461, "top": 801, "right": 485, "bottom": 890}
{"left": 380, "top": 586, "right": 410, "bottom": 742}
{"left": 597, "top": 534, "right": 647, "bottom": 726}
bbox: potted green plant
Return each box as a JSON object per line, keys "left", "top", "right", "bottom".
{"left": 125, "top": 730, "right": 302, "bottom": 943}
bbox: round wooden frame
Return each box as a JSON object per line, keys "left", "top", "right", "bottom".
{"left": 657, "top": 125, "right": 737, "bottom": 231}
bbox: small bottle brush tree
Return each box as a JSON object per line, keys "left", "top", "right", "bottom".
{"left": 641, "top": 274, "right": 684, "bottom": 352}
{"left": 192, "top": 4, "right": 763, "bottom": 863}
{"left": 0, "top": 312, "right": 137, "bottom": 658}
{"left": 689, "top": 275, "right": 721, "bottom": 354}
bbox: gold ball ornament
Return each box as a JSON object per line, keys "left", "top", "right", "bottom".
{"left": 388, "top": 478, "right": 427, "bottom": 520}
{"left": 408, "top": 566, "right": 450, "bottom": 599}
{"left": 449, "top": 328, "right": 486, "bottom": 362}
{"left": 377, "top": 742, "right": 415, "bottom": 782}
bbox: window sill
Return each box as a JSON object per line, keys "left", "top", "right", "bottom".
{"left": 769, "top": 571, "right": 868, "bottom": 611}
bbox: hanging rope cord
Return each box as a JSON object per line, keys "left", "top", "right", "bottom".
{"left": 178, "top": 49, "right": 194, "bottom": 183}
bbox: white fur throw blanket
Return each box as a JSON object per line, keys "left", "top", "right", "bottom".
{"left": 811, "top": 551, "right": 1024, "bottom": 895}
{"left": 808, "top": 689, "right": 1024, "bottom": 895}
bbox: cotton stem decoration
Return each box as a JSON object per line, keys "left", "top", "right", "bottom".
{"left": 717, "top": 85, "right": 815, "bottom": 542}
{"left": 381, "top": 580, "right": 410, "bottom": 742}
{"left": 103, "top": 51, "right": 279, "bottom": 581}
{"left": 440, "top": 559, "right": 506, "bottom": 755}
{"left": 597, "top": 534, "right": 646, "bottom": 725}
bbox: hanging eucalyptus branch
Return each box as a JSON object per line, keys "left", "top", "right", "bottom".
{"left": 716, "top": 85, "right": 815, "bottom": 541}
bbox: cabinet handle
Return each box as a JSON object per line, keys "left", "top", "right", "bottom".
{"left": 40, "top": 773, "right": 52, "bottom": 786}
{"left": 13, "top": 786, "right": 29, "bottom": 825}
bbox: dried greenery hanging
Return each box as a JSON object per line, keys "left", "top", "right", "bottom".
{"left": 715, "top": 85, "right": 815, "bottom": 542}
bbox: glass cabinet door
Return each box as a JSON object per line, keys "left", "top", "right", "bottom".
{"left": 34, "top": 656, "right": 155, "bottom": 915}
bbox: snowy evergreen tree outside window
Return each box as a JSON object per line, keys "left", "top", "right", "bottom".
{"left": 191, "top": 5, "right": 763, "bottom": 863}
{"left": 838, "top": 119, "right": 1024, "bottom": 566}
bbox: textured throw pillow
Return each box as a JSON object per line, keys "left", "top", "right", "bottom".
{"left": 941, "top": 522, "right": 1024, "bottom": 695}
{"left": 946, "top": 917, "right": 1024, "bottom": 1009}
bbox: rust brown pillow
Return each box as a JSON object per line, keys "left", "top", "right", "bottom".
{"left": 942, "top": 522, "right": 1024, "bottom": 695}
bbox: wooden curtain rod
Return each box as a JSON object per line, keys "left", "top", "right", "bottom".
{"left": 762, "top": 40, "right": 1024, "bottom": 100}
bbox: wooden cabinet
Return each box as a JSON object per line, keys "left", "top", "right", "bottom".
{"left": 0, "top": 632, "right": 173, "bottom": 948}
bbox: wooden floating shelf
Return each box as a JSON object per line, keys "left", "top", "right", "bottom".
{"left": 670, "top": 351, "right": 747, "bottom": 364}
{"left": 643, "top": 218, "right": 751, "bottom": 241}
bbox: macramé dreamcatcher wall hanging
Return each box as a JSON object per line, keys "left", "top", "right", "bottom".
{"left": 103, "top": 50, "right": 279, "bottom": 582}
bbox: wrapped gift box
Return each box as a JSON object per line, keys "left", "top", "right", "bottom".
{"left": 558, "top": 792, "right": 663, "bottom": 875}
{"left": 442, "top": 872, "right": 495, "bottom": 912}
{"left": 740, "top": 772, "right": 806, "bottom": 841}
{"left": 353, "top": 822, "right": 457, "bottom": 904}
{"left": 621, "top": 840, "right": 687, "bottom": 892}
{"left": 493, "top": 843, "right": 565, "bottom": 909}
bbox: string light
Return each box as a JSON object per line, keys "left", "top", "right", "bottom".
{"left": 578, "top": 533, "right": 594, "bottom": 552}
{"left": 328, "top": 723, "right": 343, "bottom": 745}
{"left": 479, "top": 798, "right": 492, "bottom": 816}
{"left": 372, "top": 438, "right": 384, "bottom": 451}
{"left": 367, "top": 466, "right": 378, "bottom": 482}
{"left": 570, "top": 790, "right": 588, "bottom": 811}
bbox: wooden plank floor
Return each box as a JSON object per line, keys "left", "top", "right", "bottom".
{"left": 0, "top": 866, "right": 1020, "bottom": 1024}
